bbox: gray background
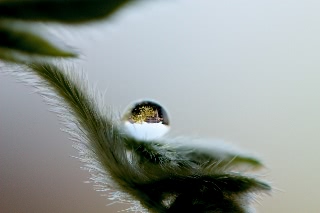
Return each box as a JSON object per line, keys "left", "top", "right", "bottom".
{"left": 1, "top": 1, "right": 320, "bottom": 212}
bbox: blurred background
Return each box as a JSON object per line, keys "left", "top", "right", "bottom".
{"left": 1, "top": 0, "right": 320, "bottom": 212}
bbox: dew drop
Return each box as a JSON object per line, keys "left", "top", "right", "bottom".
{"left": 122, "top": 100, "right": 170, "bottom": 140}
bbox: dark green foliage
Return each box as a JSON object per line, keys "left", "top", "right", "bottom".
{"left": 0, "top": 0, "right": 133, "bottom": 23}
{"left": 137, "top": 173, "right": 270, "bottom": 212}
{"left": 0, "top": 23, "right": 76, "bottom": 61}
{"left": 26, "top": 63, "right": 270, "bottom": 212}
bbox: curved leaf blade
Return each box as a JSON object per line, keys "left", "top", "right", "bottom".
{"left": 125, "top": 137, "right": 264, "bottom": 173}
{"left": 0, "top": 24, "right": 76, "bottom": 61}
{"left": 22, "top": 63, "right": 270, "bottom": 212}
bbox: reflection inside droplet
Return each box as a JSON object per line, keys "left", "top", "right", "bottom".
{"left": 122, "top": 100, "right": 170, "bottom": 140}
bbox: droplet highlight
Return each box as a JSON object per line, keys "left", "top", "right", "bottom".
{"left": 122, "top": 100, "right": 170, "bottom": 140}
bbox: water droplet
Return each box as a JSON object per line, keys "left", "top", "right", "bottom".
{"left": 122, "top": 100, "right": 170, "bottom": 140}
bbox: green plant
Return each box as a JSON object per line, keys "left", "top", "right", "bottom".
{"left": 0, "top": 1, "right": 270, "bottom": 212}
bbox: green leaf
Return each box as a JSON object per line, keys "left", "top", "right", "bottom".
{"left": 23, "top": 63, "right": 270, "bottom": 212}
{"left": 0, "top": 0, "right": 133, "bottom": 23}
{"left": 134, "top": 173, "right": 270, "bottom": 212}
{"left": 125, "top": 137, "right": 263, "bottom": 175}
{"left": 0, "top": 23, "right": 76, "bottom": 62}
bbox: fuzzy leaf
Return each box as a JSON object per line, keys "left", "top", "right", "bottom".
{"left": 0, "top": 0, "right": 133, "bottom": 23}
{"left": 22, "top": 63, "right": 270, "bottom": 212}
{"left": 125, "top": 137, "right": 263, "bottom": 174}
{"left": 138, "top": 173, "right": 270, "bottom": 212}
{"left": 0, "top": 23, "right": 76, "bottom": 61}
